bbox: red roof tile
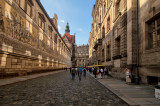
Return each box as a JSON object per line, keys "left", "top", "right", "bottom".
{"left": 62, "top": 32, "right": 75, "bottom": 44}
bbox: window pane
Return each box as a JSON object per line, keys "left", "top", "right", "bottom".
{"left": 157, "top": 29, "right": 160, "bottom": 47}
{"left": 151, "top": 21, "right": 155, "bottom": 30}
{"left": 39, "top": 18, "right": 41, "bottom": 27}
{"left": 20, "top": 0, "right": 25, "bottom": 10}
{"left": 107, "top": 17, "right": 110, "bottom": 31}
{"left": 157, "top": 17, "right": 160, "bottom": 27}
{"left": 148, "top": 21, "right": 155, "bottom": 33}
{"left": 108, "top": 45, "right": 111, "bottom": 58}
{"left": 27, "top": 4, "right": 31, "bottom": 16}
{"left": 153, "top": 31, "right": 156, "bottom": 48}
{"left": 42, "top": 22, "right": 44, "bottom": 29}
{"left": 148, "top": 33, "right": 153, "bottom": 49}
{"left": 115, "top": 37, "right": 120, "bottom": 55}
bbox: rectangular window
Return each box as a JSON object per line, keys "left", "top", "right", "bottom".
{"left": 102, "top": 27, "right": 105, "bottom": 38}
{"left": 27, "top": 3, "right": 31, "bottom": 16}
{"left": 107, "top": 16, "right": 110, "bottom": 31}
{"left": 39, "top": 18, "right": 45, "bottom": 31}
{"left": 147, "top": 16, "right": 160, "bottom": 49}
{"left": 20, "top": 0, "right": 25, "bottom": 10}
{"left": 38, "top": 13, "right": 46, "bottom": 31}
{"left": 102, "top": 49, "right": 105, "bottom": 62}
{"left": 107, "top": 45, "right": 111, "bottom": 59}
{"left": 54, "top": 34, "right": 57, "bottom": 44}
{"left": 115, "top": 37, "right": 120, "bottom": 55}
{"left": 42, "top": 22, "right": 44, "bottom": 30}
{"left": 39, "top": 18, "right": 41, "bottom": 27}
{"left": 104, "top": 4, "right": 106, "bottom": 14}
{"left": 15, "top": 0, "right": 20, "bottom": 5}
{"left": 48, "top": 29, "right": 52, "bottom": 39}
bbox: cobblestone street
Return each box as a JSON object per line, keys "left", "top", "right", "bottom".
{"left": 0, "top": 71, "right": 127, "bottom": 106}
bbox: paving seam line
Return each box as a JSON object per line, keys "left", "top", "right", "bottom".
{"left": 87, "top": 73, "right": 139, "bottom": 106}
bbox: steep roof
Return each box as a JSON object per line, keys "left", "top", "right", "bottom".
{"left": 62, "top": 32, "right": 75, "bottom": 44}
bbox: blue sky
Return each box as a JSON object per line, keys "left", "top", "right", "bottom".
{"left": 41, "top": 0, "right": 96, "bottom": 45}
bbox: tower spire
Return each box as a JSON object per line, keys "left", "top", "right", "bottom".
{"left": 65, "top": 22, "right": 70, "bottom": 33}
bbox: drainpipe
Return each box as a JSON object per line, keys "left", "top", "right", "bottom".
{"left": 135, "top": 0, "right": 139, "bottom": 84}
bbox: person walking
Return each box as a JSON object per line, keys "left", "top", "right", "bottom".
{"left": 71, "top": 68, "right": 76, "bottom": 80}
{"left": 70, "top": 67, "right": 72, "bottom": 73}
{"left": 83, "top": 67, "right": 87, "bottom": 77}
{"left": 125, "top": 68, "right": 132, "bottom": 84}
{"left": 91, "top": 67, "right": 94, "bottom": 74}
{"left": 100, "top": 68, "right": 104, "bottom": 78}
{"left": 78, "top": 67, "right": 83, "bottom": 81}
{"left": 93, "top": 67, "right": 97, "bottom": 78}
{"left": 97, "top": 68, "right": 101, "bottom": 78}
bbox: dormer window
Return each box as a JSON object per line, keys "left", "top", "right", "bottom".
{"left": 38, "top": 12, "right": 46, "bottom": 31}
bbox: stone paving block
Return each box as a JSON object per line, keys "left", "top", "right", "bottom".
{"left": 0, "top": 71, "right": 127, "bottom": 105}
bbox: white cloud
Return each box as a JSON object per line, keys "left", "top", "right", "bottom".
{"left": 61, "top": 20, "right": 65, "bottom": 23}
{"left": 58, "top": 25, "right": 61, "bottom": 31}
{"left": 77, "top": 28, "right": 83, "bottom": 32}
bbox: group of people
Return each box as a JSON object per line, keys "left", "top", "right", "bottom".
{"left": 68, "top": 66, "right": 132, "bottom": 84}
{"left": 90, "top": 67, "right": 109, "bottom": 79}
{"left": 90, "top": 67, "right": 132, "bottom": 84}
{"left": 70, "top": 67, "right": 87, "bottom": 81}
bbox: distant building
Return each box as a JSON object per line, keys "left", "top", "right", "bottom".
{"left": 62, "top": 23, "right": 76, "bottom": 67}
{"left": 62, "top": 23, "right": 75, "bottom": 51}
{"left": 75, "top": 45, "right": 89, "bottom": 67}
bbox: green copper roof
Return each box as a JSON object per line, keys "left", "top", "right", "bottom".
{"left": 65, "top": 22, "right": 70, "bottom": 33}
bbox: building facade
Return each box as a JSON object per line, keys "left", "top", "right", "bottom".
{"left": 75, "top": 45, "right": 89, "bottom": 67}
{"left": 62, "top": 23, "right": 76, "bottom": 67}
{"left": 0, "top": 0, "right": 71, "bottom": 77}
{"left": 89, "top": 0, "right": 160, "bottom": 84}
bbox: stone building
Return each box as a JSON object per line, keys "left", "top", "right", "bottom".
{"left": 74, "top": 45, "right": 89, "bottom": 67}
{"left": 62, "top": 23, "right": 76, "bottom": 67}
{"left": 89, "top": 0, "right": 160, "bottom": 84}
{"left": 0, "top": 0, "right": 71, "bottom": 77}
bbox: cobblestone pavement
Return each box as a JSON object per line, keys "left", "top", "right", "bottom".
{"left": 0, "top": 71, "right": 128, "bottom": 106}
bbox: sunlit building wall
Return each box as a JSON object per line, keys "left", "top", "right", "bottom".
{"left": 0, "top": 0, "right": 71, "bottom": 77}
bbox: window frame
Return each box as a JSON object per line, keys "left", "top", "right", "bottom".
{"left": 26, "top": 2, "right": 32, "bottom": 17}
{"left": 106, "top": 44, "right": 111, "bottom": 60}
{"left": 147, "top": 16, "right": 160, "bottom": 49}
{"left": 107, "top": 16, "right": 110, "bottom": 32}
{"left": 38, "top": 13, "right": 46, "bottom": 31}
{"left": 115, "top": 36, "right": 120, "bottom": 56}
